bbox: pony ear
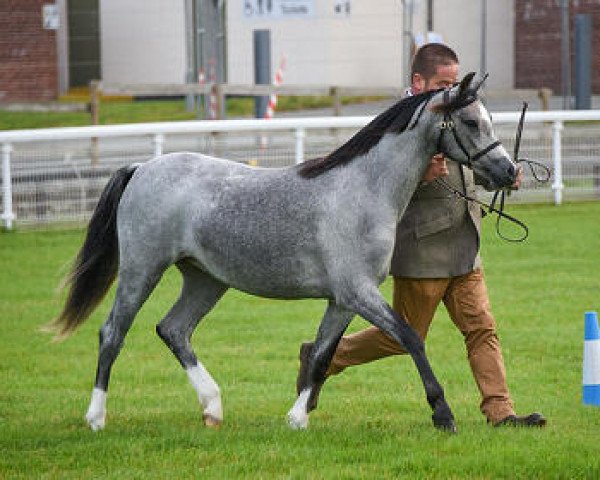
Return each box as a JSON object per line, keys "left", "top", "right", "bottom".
{"left": 471, "top": 73, "right": 489, "bottom": 93}
{"left": 457, "top": 72, "right": 477, "bottom": 97}
{"left": 431, "top": 72, "right": 482, "bottom": 114}
{"left": 452, "top": 72, "right": 487, "bottom": 107}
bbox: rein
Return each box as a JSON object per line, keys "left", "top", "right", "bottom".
{"left": 435, "top": 101, "right": 551, "bottom": 242}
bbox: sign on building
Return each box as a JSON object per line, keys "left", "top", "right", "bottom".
{"left": 333, "top": 1, "right": 351, "bottom": 16}
{"left": 243, "top": 0, "right": 315, "bottom": 20}
{"left": 42, "top": 4, "right": 60, "bottom": 30}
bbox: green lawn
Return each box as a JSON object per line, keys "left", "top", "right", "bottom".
{"left": 1, "top": 202, "right": 600, "bottom": 478}
{"left": 0, "top": 95, "right": 382, "bottom": 130}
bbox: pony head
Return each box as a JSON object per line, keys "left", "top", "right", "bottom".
{"left": 432, "top": 73, "right": 517, "bottom": 190}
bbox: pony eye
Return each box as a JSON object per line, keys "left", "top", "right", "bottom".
{"left": 462, "top": 119, "right": 478, "bottom": 129}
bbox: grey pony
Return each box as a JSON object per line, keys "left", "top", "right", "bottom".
{"left": 50, "top": 72, "right": 517, "bottom": 433}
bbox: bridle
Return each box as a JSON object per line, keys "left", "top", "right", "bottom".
{"left": 435, "top": 89, "right": 502, "bottom": 170}
{"left": 434, "top": 94, "right": 551, "bottom": 242}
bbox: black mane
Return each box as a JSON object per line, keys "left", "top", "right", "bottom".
{"left": 297, "top": 90, "right": 439, "bottom": 178}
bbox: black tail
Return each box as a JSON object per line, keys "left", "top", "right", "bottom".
{"left": 48, "top": 164, "right": 139, "bottom": 339}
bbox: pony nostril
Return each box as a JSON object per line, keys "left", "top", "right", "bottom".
{"left": 507, "top": 165, "right": 515, "bottom": 177}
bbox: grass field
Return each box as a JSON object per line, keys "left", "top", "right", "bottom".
{"left": 0, "top": 95, "right": 382, "bottom": 130}
{"left": 1, "top": 202, "right": 600, "bottom": 479}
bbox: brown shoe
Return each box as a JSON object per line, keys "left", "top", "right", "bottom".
{"left": 494, "top": 412, "right": 547, "bottom": 427}
{"left": 296, "top": 342, "right": 314, "bottom": 395}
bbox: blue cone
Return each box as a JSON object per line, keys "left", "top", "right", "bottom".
{"left": 583, "top": 311, "right": 600, "bottom": 406}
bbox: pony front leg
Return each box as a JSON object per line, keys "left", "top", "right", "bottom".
{"left": 287, "top": 389, "right": 312, "bottom": 429}
{"left": 287, "top": 302, "right": 353, "bottom": 429}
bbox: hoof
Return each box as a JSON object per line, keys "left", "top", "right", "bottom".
{"left": 433, "top": 416, "right": 457, "bottom": 434}
{"left": 203, "top": 413, "right": 222, "bottom": 429}
{"left": 85, "top": 388, "right": 107, "bottom": 431}
{"left": 85, "top": 411, "right": 106, "bottom": 431}
{"left": 287, "top": 410, "right": 309, "bottom": 430}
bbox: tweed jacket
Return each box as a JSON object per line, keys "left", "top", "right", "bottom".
{"left": 389, "top": 160, "right": 482, "bottom": 278}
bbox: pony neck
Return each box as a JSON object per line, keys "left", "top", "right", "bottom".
{"left": 355, "top": 121, "right": 439, "bottom": 218}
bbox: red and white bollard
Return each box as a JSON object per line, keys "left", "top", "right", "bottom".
{"left": 261, "top": 56, "right": 286, "bottom": 149}
{"left": 207, "top": 58, "right": 218, "bottom": 120}
{"left": 264, "top": 56, "right": 286, "bottom": 120}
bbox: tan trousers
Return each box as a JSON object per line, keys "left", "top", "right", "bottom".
{"left": 328, "top": 268, "right": 515, "bottom": 424}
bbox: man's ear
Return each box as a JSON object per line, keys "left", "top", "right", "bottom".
{"left": 411, "top": 73, "right": 426, "bottom": 94}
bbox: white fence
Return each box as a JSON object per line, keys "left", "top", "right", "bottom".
{"left": 1, "top": 110, "right": 600, "bottom": 229}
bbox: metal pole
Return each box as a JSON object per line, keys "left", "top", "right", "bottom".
{"left": 216, "top": 0, "right": 226, "bottom": 82}
{"left": 2, "top": 143, "right": 15, "bottom": 229}
{"left": 552, "top": 121, "right": 564, "bottom": 205}
{"left": 294, "top": 128, "right": 305, "bottom": 165}
{"left": 427, "top": 0, "right": 433, "bottom": 31}
{"left": 574, "top": 14, "right": 592, "bottom": 110}
{"left": 196, "top": 0, "right": 207, "bottom": 117}
{"left": 402, "top": 0, "right": 414, "bottom": 85}
{"left": 56, "top": 0, "right": 69, "bottom": 95}
{"left": 185, "top": 0, "right": 196, "bottom": 112}
{"left": 217, "top": 0, "right": 227, "bottom": 118}
{"left": 561, "top": 0, "right": 571, "bottom": 109}
{"left": 153, "top": 134, "right": 165, "bottom": 157}
{"left": 480, "top": 0, "right": 487, "bottom": 76}
{"left": 254, "top": 29, "right": 271, "bottom": 119}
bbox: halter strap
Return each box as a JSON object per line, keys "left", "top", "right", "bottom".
{"left": 437, "top": 111, "right": 501, "bottom": 168}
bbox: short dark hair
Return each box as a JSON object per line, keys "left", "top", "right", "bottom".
{"left": 411, "top": 43, "right": 459, "bottom": 80}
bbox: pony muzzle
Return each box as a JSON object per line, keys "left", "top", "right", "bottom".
{"left": 474, "top": 155, "right": 518, "bottom": 191}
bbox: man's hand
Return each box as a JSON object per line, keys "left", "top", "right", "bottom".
{"left": 421, "top": 154, "right": 449, "bottom": 183}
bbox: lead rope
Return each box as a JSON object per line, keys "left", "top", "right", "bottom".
{"left": 436, "top": 102, "right": 551, "bottom": 242}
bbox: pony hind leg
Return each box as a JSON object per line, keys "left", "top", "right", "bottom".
{"left": 86, "top": 266, "right": 166, "bottom": 431}
{"left": 155, "top": 262, "right": 228, "bottom": 428}
{"left": 287, "top": 302, "right": 353, "bottom": 429}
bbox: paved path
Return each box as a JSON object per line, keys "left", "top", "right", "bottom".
{"left": 263, "top": 94, "right": 600, "bottom": 120}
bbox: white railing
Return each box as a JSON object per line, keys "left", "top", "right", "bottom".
{"left": 1, "top": 110, "right": 600, "bottom": 229}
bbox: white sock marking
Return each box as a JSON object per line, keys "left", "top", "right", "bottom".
{"left": 287, "top": 388, "right": 311, "bottom": 429}
{"left": 85, "top": 387, "right": 107, "bottom": 431}
{"left": 186, "top": 363, "right": 222, "bottom": 421}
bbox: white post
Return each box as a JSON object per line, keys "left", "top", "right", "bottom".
{"left": 552, "top": 120, "right": 564, "bottom": 205}
{"left": 153, "top": 133, "right": 165, "bottom": 157}
{"left": 2, "top": 143, "right": 15, "bottom": 229}
{"left": 295, "top": 128, "right": 305, "bottom": 165}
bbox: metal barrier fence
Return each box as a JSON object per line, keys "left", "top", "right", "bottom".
{"left": 1, "top": 111, "right": 600, "bottom": 229}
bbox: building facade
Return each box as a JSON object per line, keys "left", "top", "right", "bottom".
{"left": 515, "top": 0, "right": 600, "bottom": 94}
{"left": 3, "top": 1, "right": 600, "bottom": 102}
{"left": 227, "top": 0, "right": 514, "bottom": 89}
{"left": 1, "top": 0, "right": 60, "bottom": 101}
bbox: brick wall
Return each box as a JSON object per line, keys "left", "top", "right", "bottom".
{"left": 516, "top": 0, "right": 600, "bottom": 94}
{"left": 0, "top": 0, "right": 58, "bottom": 101}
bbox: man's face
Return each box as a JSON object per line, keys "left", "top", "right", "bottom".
{"left": 412, "top": 62, "right": 459, "bottom": 94}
